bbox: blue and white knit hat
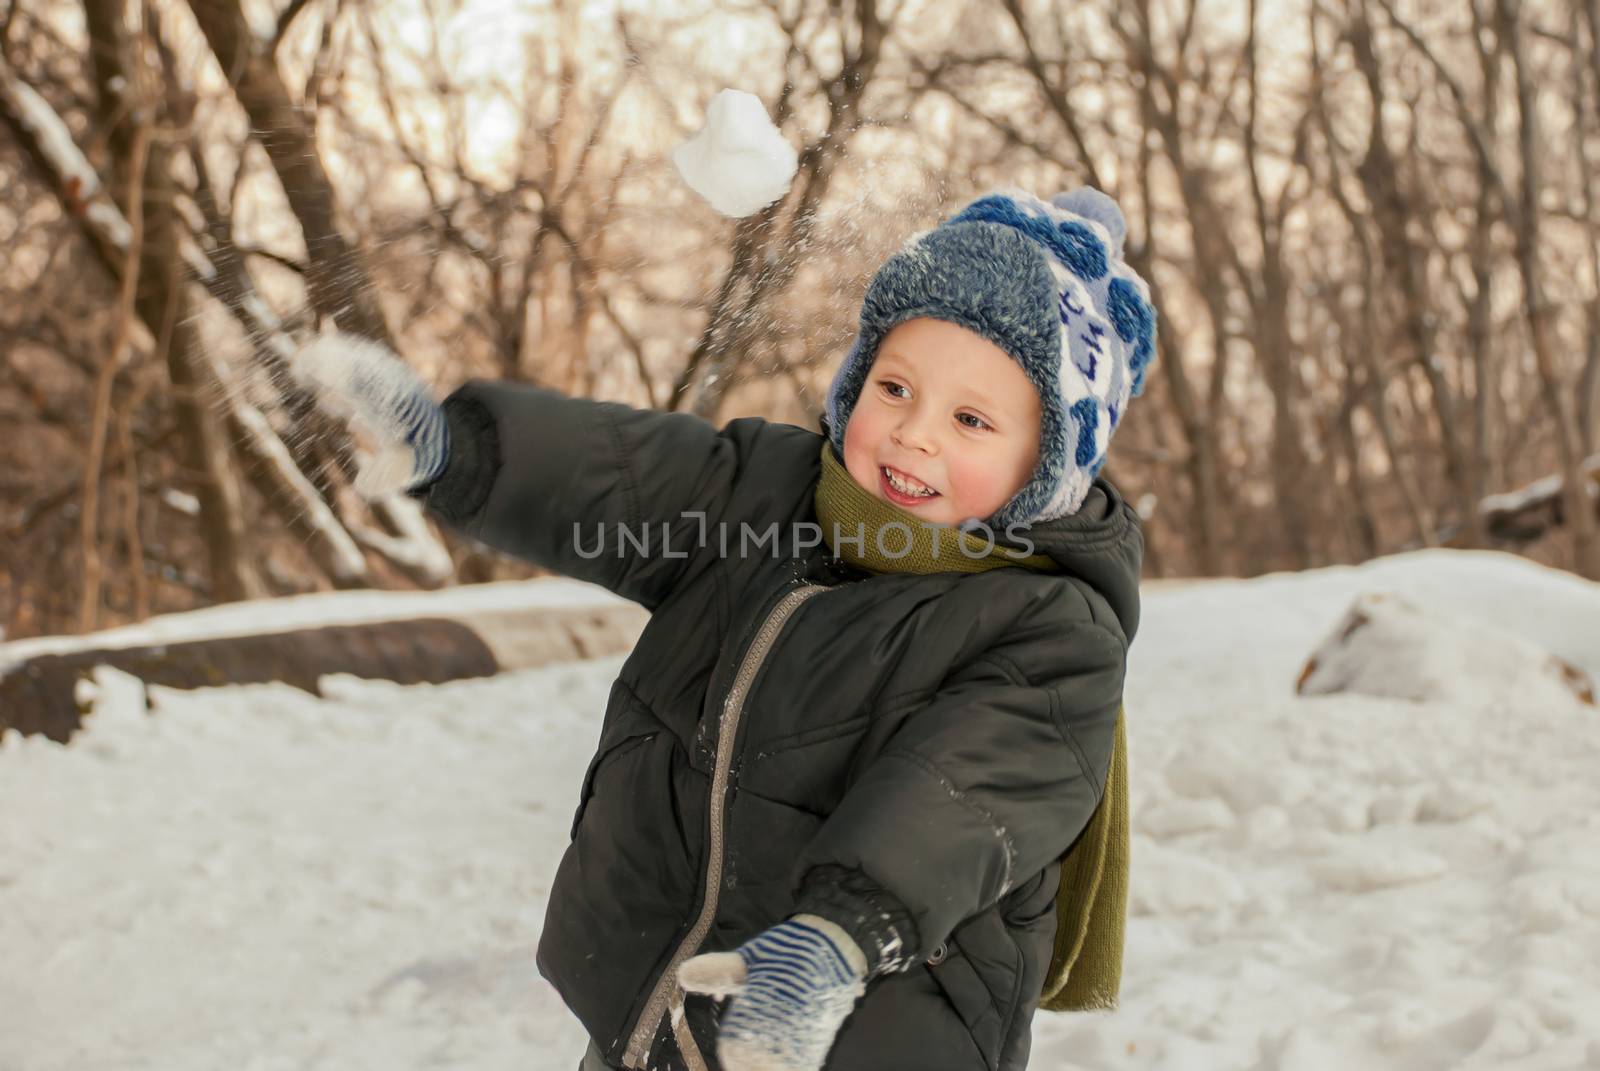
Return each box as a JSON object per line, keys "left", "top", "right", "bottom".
{"left": 823, "top": 187, "right": 1158, "bottom": 528}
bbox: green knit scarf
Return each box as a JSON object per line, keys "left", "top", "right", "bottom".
{"left": 813, "top": 440, "right": 1128, "bottom": 1012}
{"left": 813, "top": 441, "right": 1058, "bottom": 574}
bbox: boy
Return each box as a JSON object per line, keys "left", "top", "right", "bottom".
{"left": 297, "top": 186, "right": 1156, "bottom": 1071}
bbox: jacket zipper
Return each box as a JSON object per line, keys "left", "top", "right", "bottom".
{"left": 621, "top": 581, "right": 830, "bottom": 1069}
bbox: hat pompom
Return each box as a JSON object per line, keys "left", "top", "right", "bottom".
{"left": 1050, "top": 188, "right": 1127, "bottom": 256}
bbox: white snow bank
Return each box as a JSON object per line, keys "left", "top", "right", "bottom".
{"left": 1297, "top": 592, "right": 1594, "bottom": 707}
{"left": 2, "top": 549, "right": 1598, "bottom": 1070}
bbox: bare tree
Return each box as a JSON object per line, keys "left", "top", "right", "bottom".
{"left": 1496, "top": 0, "right": 1598, "bottom": 577}
{"left": 1346, "top": 0, "right": 1470, "bottom": 543}
{"left": 10, "top": 0, "right": 1600, "bottom": 639}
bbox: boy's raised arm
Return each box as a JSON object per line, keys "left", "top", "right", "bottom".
{"left": 294, "top": 334, "right": 743, "bottom": 610}
{"left": 790, "top": 606, "right": 1127, "bottom": 972}
{"left": 419, "top": 379, "right": 747, "bottom": 608}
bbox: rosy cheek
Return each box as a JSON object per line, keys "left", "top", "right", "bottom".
{"left": 842, "top": 411, "right": 883, "bottom": 482}
{"left": 948, "top": 454, "right": 1011, "bottom": 517}
{"left": 941, "top": 457, "right": 981, "bottom": 507}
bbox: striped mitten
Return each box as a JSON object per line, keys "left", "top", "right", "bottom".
{"left": 678, "top": 914, "right": 867, "bottom": 1071}
{"left": 293, "top": 332, "right": 450, "bottom": 497}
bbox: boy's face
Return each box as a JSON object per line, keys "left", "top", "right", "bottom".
{"left": 842, "top": 317, "right": 1041, "bottom": 527}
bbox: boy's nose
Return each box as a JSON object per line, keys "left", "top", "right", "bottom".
{"left": 892, "top": 411, "right": 939, "bottom": 455}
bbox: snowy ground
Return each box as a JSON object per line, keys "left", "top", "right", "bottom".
{"left": 2, "top": 550, "right": 1598, "bottom": 1071}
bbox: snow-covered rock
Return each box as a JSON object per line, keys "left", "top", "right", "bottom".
{"left": 1296, "top": 591, "right": 1595, "bottom": 708}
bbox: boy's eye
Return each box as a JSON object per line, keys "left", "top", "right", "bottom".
{"left": 879, "top": 380, "right": 909, "bottom": 399}
{"left": 958, "top": 413, "right": 991, "bottom": 431}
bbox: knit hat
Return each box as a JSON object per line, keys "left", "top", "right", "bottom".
{"left": 823, "top": 187, "right": 1158, "bottom": 529}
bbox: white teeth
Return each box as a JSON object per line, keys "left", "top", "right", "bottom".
{"left": 884, "top": 467, "right": 935, "bottom": 497}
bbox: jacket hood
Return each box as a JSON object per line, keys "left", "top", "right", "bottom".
{"left": 1014, "top": 477, "right": 1144, "bottom": 642}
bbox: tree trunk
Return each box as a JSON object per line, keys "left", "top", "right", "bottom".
{"left": 83, "top": 0, "right": 262, "bottom": 604}
{"left": 1241, "top": 0, "right": 1317, "bottom": 569}
{"left": 157, "top": 232, "right": 263, "bottom": 602}
{"left": 183, "top": 0, "right": 393, "bottom": 347}
{"left": 1127, "top": 0, "right": 1232, "bottom": 572}
{"left": 1469, "top": 0, "right": 1499, "bottom": 508}
{"left": 1349, "top": 5, "right": 1477, "bottom": 543}
{"left": 1499, "top": 0, "right": 1600, "bottom": 577}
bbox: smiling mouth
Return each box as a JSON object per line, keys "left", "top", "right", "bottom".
{"left": 881, "top": 465, "right": 939, "bottom": 503}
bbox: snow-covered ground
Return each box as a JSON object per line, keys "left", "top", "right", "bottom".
{"left": 2, "top": 549, "right": 1598, "bottom": 1070}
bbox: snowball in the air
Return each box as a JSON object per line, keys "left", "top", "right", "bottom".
{"left": 672, "top": 89, "right": 798, "bottom": 218}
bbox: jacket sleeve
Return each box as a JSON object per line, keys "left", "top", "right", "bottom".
{"left": 792, "top": 609, "right": 1126, "bottom": 972}
{"left": 409, "top": 378, "right": 755, "bottom": 611}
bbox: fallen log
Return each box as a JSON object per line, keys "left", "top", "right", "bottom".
{"left": 1470, "top": 454, "right": 1600, "bottom": 546}
{"left": 0, "top": 604, "right": 647, "bottom": 743}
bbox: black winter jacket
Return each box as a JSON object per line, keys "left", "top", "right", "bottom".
{"left": 413, "top": 380, "right": 1143, "bottom": 1071}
